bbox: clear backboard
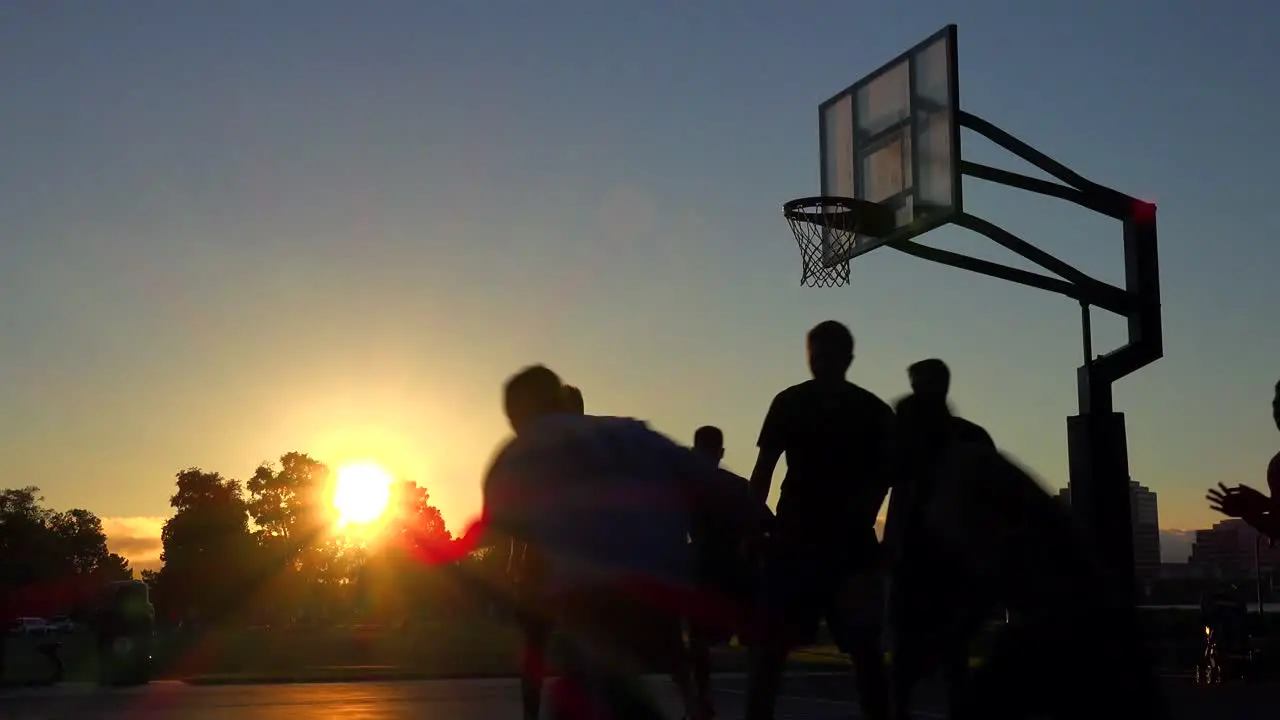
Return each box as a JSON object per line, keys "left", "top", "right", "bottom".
{"left": 818, "top": 25, "right": 963, "bottom": 267}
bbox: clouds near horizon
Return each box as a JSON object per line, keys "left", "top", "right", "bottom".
{"left": 101, "top": 516, "right": 165, "bottom": 572}
{"left": 1160, "top": 529, "right": 1196, "bottom": 564}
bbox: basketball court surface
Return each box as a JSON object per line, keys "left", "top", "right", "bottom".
{"left": 0, "top": 673, "right": 1272, "bottom": 719}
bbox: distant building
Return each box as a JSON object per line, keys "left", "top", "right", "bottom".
{"left": 1056, "top": 482, "right": 1162, "bottom": 581}
{"left": 1130, "top": 482, "right": 1162, "bottom": 581}
{"left": 1188, "top": 519, "right": 1280, "bottom": 581}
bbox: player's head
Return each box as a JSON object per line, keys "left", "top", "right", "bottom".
{"left": 503, "top": 364, "right": 566, "bottom": 434}
{"left": 807, "top": 320, "right": 854, "bottom": 380}
{"left": 1272, "top": 378, "right": 1279, "bottom": 432}
{"left": 563, "top": 384, "right": 585, "bottom": 415}
{"left": 908, "top": 358, "right": 951, "bottom": 399}
{"left": 693, "top": 425, "right": 724, "bottom": 464}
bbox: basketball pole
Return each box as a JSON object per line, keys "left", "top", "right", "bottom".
{"left": 1066, "top": 208, "right": 1161, "bottom": 606}
{"left": 794, "top": 23, "right": 1162, "bottom": 610}
{"left": 893, "top": 111, "right": 1164, "bottom": 605}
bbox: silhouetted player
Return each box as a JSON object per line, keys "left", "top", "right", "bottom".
{"left": 745, "top": 320, "right": 894, "bottom": 720}
{"left": 511, "top": 383, "right": 584, "bottom": 720}
{"left": 1207, "top": 379, "right": 1280, "bottom": 539}
{"left": 687, "top": 425, "right": 754, "bottom": 719}
{"left": 485, "top": 366, "right": 762, "bottom": 719}
{"left": 890, "top": 394, "right": 1166, "bottom": 720}
{"left": 888, "top": 360, "right": 995, "bottom": 718}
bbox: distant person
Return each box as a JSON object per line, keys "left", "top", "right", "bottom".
{"left": 510, "top": 382, "right": 585, "bottom": 720}
{"left": 889, "top": 394, "right": 1166, "bottom": 720}
{"left": 745, "top": 320, "right": 894, "bottom": 720}
{"left": 484, "top": 366, "right": 763, "bottom": 720}
{"left": 1207, "top": 379, "right": 1280, "bottom": 540}
{"left": 686, "top": 425, "right": 759, "bottom": 720}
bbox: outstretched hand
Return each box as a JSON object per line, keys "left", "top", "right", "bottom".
{"left": 1206, "top": 482, "right": 1269, "bottom": 519}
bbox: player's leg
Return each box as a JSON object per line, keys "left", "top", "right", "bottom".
{"left": 551, "top": 586, "right": 672, "bottom": 720}
{"left": 520, "top": 616, "right": 551, "bottom": 720}
{"left": 901, "top": 590, "right": 988, "bottom": 719}
{"left": 941, "top": 636, "right": 975, "bottom": 719}
{"left": 744, "top": 556, "right": 821, "bottom": 720}
{"left": 886, "top": 566, "right": 931, "bottom": 720}
{"left": 688, "top": 600, "right": 741, "bottom": 719}
{"left": 743, "top": 631, "right": 791, "bottom": 720}
{"left": 687, "top": 623, "right": 715, "bottom": 718}
{"left": 828, "top": 570, "right": 892, "bottom": 720}
{"left": 888, "top": 631, "right": 930, "bottom": 720}
{"left": 633, "top": 587, "right": 703, "bottom": 720}
{"left": 666, "top": 638, "right": 702, "bottom": 720}
{"left": 627, "top": 597, "right": 701, "bottom": 720}
{"left": 688, "top": 558, "right": 751, "bottom": 719}
{"left": 511, "top": 543, "right": 552, "bottom": 720}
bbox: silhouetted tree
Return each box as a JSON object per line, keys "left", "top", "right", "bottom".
{"left": 48, "top": 508, "right": 117, "bottom": 576}
{"left": 0, "top": 487, "right": 56, "bottom": 592}
{"left": 245, "top": 452, "right": 336, "bottom": 621}
{"left": 91, "top": 552, "right": 133, "bottom": 585}
{"left": 155, "top": 469, "right": 257, "bottom": 623}
{"left": 358, "top": 480, "right": 454, "bottom": 622}
{"left": 0, "top": 487, "right": 130, "bottom": 617}
{"left": 388, "top": 480, "right": 453, "bottom": 558}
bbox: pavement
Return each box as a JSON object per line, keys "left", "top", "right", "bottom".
{"left": 0, "top": 672, "right": 1274, "bottom": 719}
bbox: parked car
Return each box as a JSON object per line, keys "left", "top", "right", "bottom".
{"left": 7, "top": 617, "right": 53, "bottom": 635}
{"left": 95, "top": 580, "right": 155, "bottom": 686}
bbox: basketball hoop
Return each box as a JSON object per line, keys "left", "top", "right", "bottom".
{"left": 783, "top": 196, "right": 896, "bottom": 288}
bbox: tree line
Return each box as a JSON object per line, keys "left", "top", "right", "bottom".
{"left": 3, "top": 451, "right": 504, "bottom": 627}
{"left": 0, "top": 487, "right": 133, "bottom": 619}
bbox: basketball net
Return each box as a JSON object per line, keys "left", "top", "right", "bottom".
{"left": 784, "top": 202, "right": 854, "bottom": 288}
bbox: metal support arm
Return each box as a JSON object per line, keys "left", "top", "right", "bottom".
{"left": 939, "top": 110, "right": 1163, "bottom": 605}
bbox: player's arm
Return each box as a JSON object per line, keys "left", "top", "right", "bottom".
{"left": 1230, "top": 457, "right": 1280, "bottom": 535}
{"left": 1268, "top": 453, "right": 1280, "bottom": 502}
{"left": 478, "top": 441, "right": 536, "bottom": 551}
{"left": 749, "top": 393, "right": 788, "bottom": 507}
{"left": 1249, "top": 455, "right": 1280, "bottom": 541}
{"left": 870, "top": 402, "right": 898, "bottom": 506}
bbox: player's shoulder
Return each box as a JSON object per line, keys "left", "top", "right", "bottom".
{"left": 953, "top": 415, "right": 993, "bottom": 439}
{"left": 486, "top": 415, "right": 595, "bottom": 475}
{"left": 1268, "top": 450, "right": 1280, "bottom": 494}
{"left": 772, "top": 381, "right": 812, "bottom": 402}
{"left": 487, "top": 429, "right": 544, "bottom": 472}
{"left": 765, "top": 382, "right": 812, "bottom": 416}
{"left": 842, "top": 380, "right": 893, "bottom": 414}
{"left": 778, "top": 379, "right": 887, "bottom": 403}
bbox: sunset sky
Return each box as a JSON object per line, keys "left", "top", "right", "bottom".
{"left": 3, "top": 2, "right": 1277, "bottom": 570}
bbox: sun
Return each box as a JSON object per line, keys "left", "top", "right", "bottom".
{"left": 331, "top": 462, "right": 394, "bottom": 528}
